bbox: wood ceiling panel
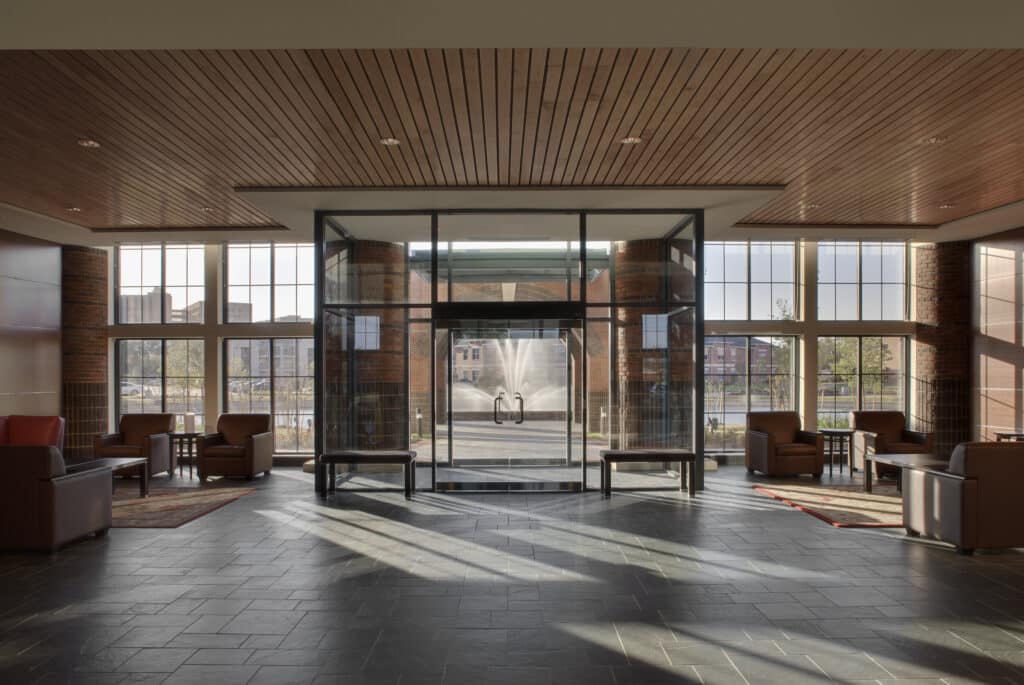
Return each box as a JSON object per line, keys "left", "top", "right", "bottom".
{"left": 1, "top": 48, "right": 1024, "bottom": 230}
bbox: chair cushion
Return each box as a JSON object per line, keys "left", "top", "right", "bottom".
{"left": 96, "top": 445, "right": 143, "bottom": 458}
{"left": 217, "top": 414, "right": 271, "bottom": 446}
{"left": 203, "top": 444, "right": 247, "bottom": 458}
{"left": 120, "top": 414, "right": 174, "bottom": 446}
{"left": 776, "top": 442, "right": 817, "bottom": 456}
{"left": 6, "top": 415, "right": 63, "bottom": 447}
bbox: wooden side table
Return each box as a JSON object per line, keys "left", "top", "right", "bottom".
{"left": 820, "top": 428, "right": 854, "bottom": 476}
{"left": 171, "top": 432, "right": 200, "bottom": 479}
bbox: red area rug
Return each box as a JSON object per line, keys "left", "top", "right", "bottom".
{"left": 753, "top": 483, "right": 902, "bottom": 528}
{"left": 112, "top": 485, "right": 255, "bottom": 528}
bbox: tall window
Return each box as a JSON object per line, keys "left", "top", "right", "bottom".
{"left": 225, "top": 338, "right": 314, "bottom": 452}
{"left": 117, "top": 244, "right": 205, "bottom": 323}
{"left": 704, "top": 241, "right": 796, "bottom": 320}
{"left": 817, "top": 336, "right": 906, "bottom": 427}
{"left": 226, "top": 243, "right": 314, "bottom": 323}
{"left": 705, "top": 336, "right": 797, "bottom": 452}
{"left": 117, "top": 339, "right": 205, "bottom": 432}
{"left": 818, "top": 241, "right": 906, "bottom": 320}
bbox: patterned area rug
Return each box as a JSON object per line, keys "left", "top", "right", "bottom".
{"left": 112, "top": 485, "right": 255, "bottom": 528}
{"left": 753, "top": 483, "right": 902, "bottom": 528}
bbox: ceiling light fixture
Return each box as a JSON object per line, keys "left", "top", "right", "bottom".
{"left": 65, "top": 206, "right": 81, "bottom": 213}
{"left": 923, "top": 135, "right": 948, "bottom": 145}
{"left": 77, "top": 138, "right": 101, "bottom": 149}
{"left": 939, "top": 203, "right": 955, "bottom": 209}
{"left": 201, "top": 207, "right": 216, "bottom": 213}
{"left": 618, "top": 136, "right": 642, "bottom": 145}
{"left": 802, "top": 202, "right": 821, "bottom": 209}
{"left": 379, "top": 137, "right": 401, "bottom": 146}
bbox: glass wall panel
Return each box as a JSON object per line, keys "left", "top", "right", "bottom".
{"left": 703, "top": 335, "right": 797, "bottom": 452}
{"left": 324, "top": 215, "right": 432, "bottom": 305}
{"left": 816, "top": 335, "right": 907, "bottom": 427}
{"left": 586, "top": 214, "right": 696, "bottom": 305}
{"left": 818, "top": 241, "right": 906, "bottom": 321}
{"left": 322, "top": 308, "right": 408, "bottom": 452}
{"left": 225, "top": 338, "right": 314, "bottom": 452}
{"left": 437, "top": 214, "right": 579, "bottom": 303}
{"left": 116, "top": 338, "right": 205, "bottom": 432}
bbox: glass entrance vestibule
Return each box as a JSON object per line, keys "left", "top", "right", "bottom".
{"left": 315, "top": 210, "right": 704, "bottom": 493}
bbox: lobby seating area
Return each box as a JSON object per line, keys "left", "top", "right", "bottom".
{"left": 4, "top": 9, "right": 1024, "bottom": 682}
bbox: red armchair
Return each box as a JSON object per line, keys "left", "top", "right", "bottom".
{"left": 0, "top": 415, "right": 66, "bottom": 449}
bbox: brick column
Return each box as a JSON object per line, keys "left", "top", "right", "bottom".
{"left": 61, "top": 246, "right": 108, "bottom": 462}
{"left": 912, "top": 241, "right": 971, "bottom": 459}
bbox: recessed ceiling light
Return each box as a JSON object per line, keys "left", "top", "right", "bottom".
{"left": 802, "top": 202, "right": 821, "bottom": 209}
{"left": 618, "top": 136, "right": 642, "bottom": 145}
{"left": 379, "top": 137, "right": 401, "bottom": 146}
{"left": 77, "top": 138, "right": 101, "bottom": 149}
{"left": 65, "top": 206, "right": 81, "bottom": 213}
{"left": 201, "top": 207, "right": 216, "bottom": 213}
{"left": 939, "top": 203, "right": 955, "bottom": 209}
{"left": 923, "top": 135, "right": 948, "bottom": 145}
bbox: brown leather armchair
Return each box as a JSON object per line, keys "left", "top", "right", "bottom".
{"left": 746, "top": 412, "right": 824, "bottom": 477}
{"left": 850, "top": 411, "right": 932, "bottom": 478}
{"left": 0, "top": 446, "right": 112, "bottom": 551}
{"left": 903, "top": 442, "right": 1024, "bottom": 555}
{"left": 93, "top": 413, "right": 174, "bottom": 477}
{"left": 198, "top": 414, "right": 273, "bottom": 482}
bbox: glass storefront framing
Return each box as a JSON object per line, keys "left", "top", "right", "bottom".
{"left": 314, "top": 209, "right": 705, "bottom": 493}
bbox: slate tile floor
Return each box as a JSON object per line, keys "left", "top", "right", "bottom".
{"left": 1, "top": 466, "right": 1023, "bottom": 684}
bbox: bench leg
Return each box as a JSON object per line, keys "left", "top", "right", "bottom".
{"left": 688, "top": 461, "right": 696, "bottom": 497}
{"left": 329, "top": 463, "right": 336, "bottom": 493}
{"left": 679, "top": 461, "right": 685, "bottom": 494}
{"left": 404, "top": 462, "right": 412, "bottom": 499}
{"left": 603, "top": 460, "right": 611, "bottom": 497}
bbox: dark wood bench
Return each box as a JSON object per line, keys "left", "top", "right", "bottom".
{"left": 318, "top": 450, "right": 417, "bottom": 498}
{"left": 599, "top": 449, "right": 697, "bottom": 497}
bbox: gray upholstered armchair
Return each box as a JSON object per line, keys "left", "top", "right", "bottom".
{"left": 0, "top": 446, "right": 112, "bottom": 551}
{"left": 850, "top": 411, "right": 932, "bottom": 477}
{"left": 746, "top": 412, "right": 824, "bottom": 477}
{"left": 903, "top": 442, "right": 1024, "bottom": 555}
{"left": 198, "top": 414, "right": 273, "bottom": 482}
{"left": 94, "top": 413, "right": 174, "bottom": 477}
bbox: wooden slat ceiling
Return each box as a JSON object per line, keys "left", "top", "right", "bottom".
{"left": 1, "top": 48, "right": 1023, "bottom": 230}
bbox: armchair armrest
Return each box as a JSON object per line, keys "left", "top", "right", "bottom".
{"left": 903, "top": 430, "right": 934, "bottom": 451}
{"left": 93, "top": 433, "right": 123, "bottom": 450}
{"left": 748, "top": 429, "right": 774, "bottom": 452}
{"left": 248, "top": 431, "right": 275, "bottom": 473}
{"left": 146, "top": 432, "right": 171, "bottom": 468}
{"left": 47, "top": 466, "right": 113, "bottom": 548}
{"left": 746, "top": 429, "right": 774, "bottom": 471}
{"left": 902, "top": 467, "right": 976, "bottom": 550}
{"left": 857, "top": 430, "right": 886, "bottom": 454}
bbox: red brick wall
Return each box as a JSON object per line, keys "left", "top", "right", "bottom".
{"left": 61, "top": 246, "right": 108, "bottom": 461}
{"left": 911, "top": 241, "right": 971, "bottom": 458}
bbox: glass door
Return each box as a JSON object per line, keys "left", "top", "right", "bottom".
{"left": 436, "top": 320, "right": 584, "bottom": 491}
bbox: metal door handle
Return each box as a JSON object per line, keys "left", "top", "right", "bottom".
{"left": 493, "top": 392, "right": 505, "bottom": 424}
{"left": 514, "top": 392, "right": 524, "bottom": 424}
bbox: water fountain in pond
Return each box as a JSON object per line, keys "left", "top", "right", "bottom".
{"left": 451, "top": 338, "right": 565, "bottom": 413}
